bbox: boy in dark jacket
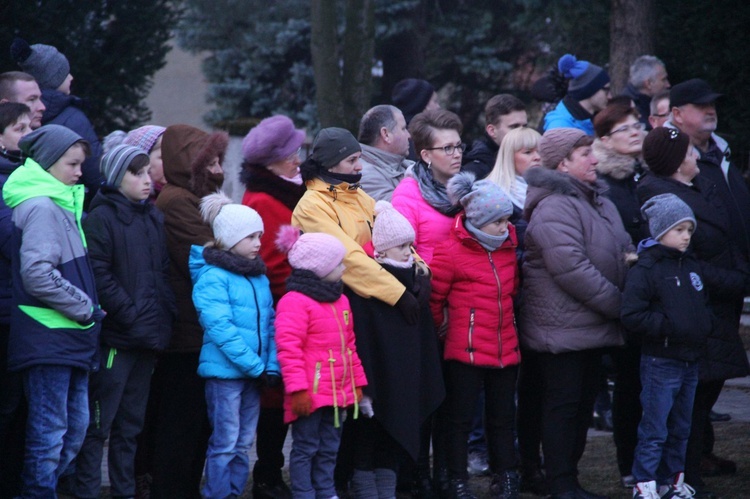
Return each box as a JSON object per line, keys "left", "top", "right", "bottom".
{"left": 622, "top": 194, "right": 709, "bottom": 499}
{"left": 75, "top": 145, "right": 175, "bottom": 499}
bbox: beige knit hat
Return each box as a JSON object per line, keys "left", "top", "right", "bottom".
{"left": 372, "top": 200, "right": 415, "bottom": 254}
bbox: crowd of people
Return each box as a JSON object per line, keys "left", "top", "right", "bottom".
{"left": 0, "top": 37, "right": 748, "bottom": 499}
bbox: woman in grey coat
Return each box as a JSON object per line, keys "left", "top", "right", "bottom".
{"left": 520, "top": 127, "right": 633, "bottom": 499}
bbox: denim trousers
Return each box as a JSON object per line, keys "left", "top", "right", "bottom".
{"left": 632, "top": 355, "right": 698, "bottom": 485}
{"left": 290, "top": 407, "right": 343, "bottom": 499}
{"left": 202, "top": 378, "right": 261, "bottom": 499}
{"left": 22, "top": 365, "right": 89, "bottom": 498}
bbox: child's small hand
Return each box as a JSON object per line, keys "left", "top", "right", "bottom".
{"left": 291, "top": 390, "right": 312, "bottom": 417}
{"left": 355, "top": 387, "right": 363, "bottom": 402}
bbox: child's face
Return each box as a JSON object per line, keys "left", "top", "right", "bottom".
{"left": 47, "top": 144, "right": 85, "bottom": 186}
{"left": 149, "top": 137, "right": 166, "bottom": 185}
{"left": 322, "top": 262, "right": 345, "bottom": 283}
{"left": 0, "top": 114, "right": 31, "bottom": 151}
{"left": 380, "top": 242, "right": 412, "bottom": 263}
{"left": 659, "top": 221, "right": 694, "bottom": 252}
{"left": 57, "top": 74, "right": 73, "bottom": 95}
{"left": 479, "top": 217, "right": 510, "bottom": 237}
{"left": 119, "top": 165, "right": 152, "bottom": 202}
{"left": 230, "top": 232, "right": 262, "bottom": 260}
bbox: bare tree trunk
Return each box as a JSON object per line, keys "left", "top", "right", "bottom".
{"left": 342, "top": 0, "right": 375, "bottom": 132}
{"left": 609, "top": 0, "right": 655, "bottom": 94}
{"left": 311, "top": 0, "right": 344, "bottom": 127}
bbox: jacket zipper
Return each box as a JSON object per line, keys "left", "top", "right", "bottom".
{"left": 313, "top": 362, "right": 322, "bottom": 393}
{"left": 487, "top": 252, "right": 504, "bottom": 368}
{"left": 247, "top": 278, "right": 262, "bottom": 356}
{"left": 329, "top": 303, "right": 350, "bottom": 428}
{"left": 467, "top": 308, "right": 476, "bottom": 365}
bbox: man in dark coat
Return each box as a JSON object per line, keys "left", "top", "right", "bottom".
{"left": 622, "top": 55, "right": 670, "bottom": 130}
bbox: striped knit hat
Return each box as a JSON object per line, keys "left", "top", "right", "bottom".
{"left": 124, "top": 125, "right": 166, "bottom": 153}
{"left": 100, "top": 144, "right": 149, "bottom": 188}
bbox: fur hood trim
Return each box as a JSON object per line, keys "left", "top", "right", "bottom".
{"left": 593, "top": 139, "right": 639, "bottom": 180}
{"left": 523, "top": 166, "right": 609, "bottom": 220}
{"left": 162, "top": 125, "right": 228, "bottom": 196}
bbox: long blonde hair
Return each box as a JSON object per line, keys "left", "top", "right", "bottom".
{"left": 486, "top": 127, "right": 542, "bottom": 192}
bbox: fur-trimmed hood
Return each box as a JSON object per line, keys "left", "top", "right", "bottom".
{"left": 162, "top": 125, "right": 228, "bottom": 197}
{"left": 523, "top": 166, "right": 609, "bottom": 221}
{"left": 593, "top": 139, "right": 641, "bottom": 180}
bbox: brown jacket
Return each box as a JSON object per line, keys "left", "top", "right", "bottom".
{"left": 519, "top": 167, "right": 631, "bottom": 354}
{"left": 156, "top": 125, "right": 228, "bottom": 352}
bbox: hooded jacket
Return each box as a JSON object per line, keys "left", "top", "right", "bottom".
{"left": 83, "top": 188, "right": 175, "bottom": 351}
{"left": 431, "top": 215, "right": 521, "bottom": 368}
{"left": 189, "top": 245, "right": 279, "bottom": 380}
{"left": 359, "top": 143, "right": 414, "bottom": 202}
{"left": 292, "top": 177, "right": 406, "bottom": 306}
{"left": 155, "top": 125, "right": 228, "bottom": 352}
{"left": 2, "top": 158, "right": 100, "bottom": 371}
{"left": 519, "top": 167, "right": 631, "bottom": 354}
{"left": 41, "top": 89, "right": 103, "bottom": 203}
{"left": 621, "top": 241, "right": 711, "bottom": 362}
{"left": 593, "top": 139, "right": 650, "bottom": 244}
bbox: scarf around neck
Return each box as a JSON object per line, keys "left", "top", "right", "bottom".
{"left": 465, "top": 220, "right": 509, "bottom": 251}
{"left": 409, "top": 161, "right": 462, "bottom": 216}
{"left": 285, "top": 268, "right": 343, "bottom": 303}
{"left": 508, "top": 176, "right": 528, "bottom": 210}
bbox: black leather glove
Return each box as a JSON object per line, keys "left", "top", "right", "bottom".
{"left": 395, "top": 290, "right": 420, "bottom": 325}
{"left": 413, "top": 272, "right": 432, "bottom": 308}
{"left": 259, "top": 371, "right": 282, "bottom": 389}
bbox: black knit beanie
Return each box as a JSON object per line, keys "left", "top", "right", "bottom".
{"left": 642, "top": 127, "right": 690, "bottom": 177}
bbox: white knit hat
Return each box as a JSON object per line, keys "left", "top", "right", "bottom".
{"left": 372, "top": 200, "right": 415, "bottom": 254}
{"left": 200, "top": 192, "right": 263, "bottom": 249}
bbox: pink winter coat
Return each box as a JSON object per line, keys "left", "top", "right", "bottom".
{"left": 430, "top": 215, "right": 521, "bottom": 368}
{"left": 391, "top": 176, "right": 454, "bottom": 265}
{"left": 275, "top": 291, "right": 368, "bottom": 424}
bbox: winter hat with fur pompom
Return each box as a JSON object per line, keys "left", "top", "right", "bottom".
{"left": 448, "top": 172, "right": 513, "bottom": 229}
{"left": 372, "top": 200, "right": 415, "bottom": 254}
{"left": 200, "top": 191, "right": 263, "bottom": 250}
{"left": 276, "top": 225, "right": 346, "bottom": 279}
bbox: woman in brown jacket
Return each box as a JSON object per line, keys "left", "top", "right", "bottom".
{"left": 520, "top": 128, "right": 632, "bottom": 499}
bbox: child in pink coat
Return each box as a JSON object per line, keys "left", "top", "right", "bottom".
{"left": 274, "top": 226, "right": 367, "bottom": 499}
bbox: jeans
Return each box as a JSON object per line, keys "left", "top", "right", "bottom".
{"left": 290, "top": 407, "right": 343, "bottom": 499}
{"left": 632, "top": 356, "right": 698, "bottom": 485}
{"left": 75, "top": 349, "right": 155, "bottom": 498}
{"left": 203, "top": 378, "right": 261, "bottom": 499}
{"left": 21, "top": 365, "right": 89, "bottom": 498}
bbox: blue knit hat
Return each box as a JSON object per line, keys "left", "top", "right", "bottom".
{"left": 558, "top": 54, "right": 610, "bottom": 100}
{"left": 11, "top": 38, "right": 70, "bottom": 90}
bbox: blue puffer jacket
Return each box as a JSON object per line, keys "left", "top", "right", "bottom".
{"left": 543, "top": 97, "right": 594, "bottom": 135}
{"left": 189, "top": 245, "right": 280, "bottom": 379}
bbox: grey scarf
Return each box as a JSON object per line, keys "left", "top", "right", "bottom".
{"left": 408, "top": 161, "right": 462, "bottom": 217}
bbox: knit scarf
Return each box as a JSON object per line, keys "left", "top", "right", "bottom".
{"left": 465, "top": 220, "right": 508, "bottom": 251}
{"left": 202, "top": 246, "right": 267, "bottom": 276}
{"left": 408, "top": 161, "right": 462, "bottom": 216}
{"left": 285, "top": 268, "right": 343, "bottom": 302}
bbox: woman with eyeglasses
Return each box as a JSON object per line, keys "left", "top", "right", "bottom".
{"left": 637, "top": 127, "right": 750, "bottom": 498}
{"left": 591, "top": 99, "right": 650, "bottom": 490}
{"left": 239, "top": 115, "right": 307, "bottom": 499}
{"left": 521, "top": 127, "right": 632, "bottom": 499}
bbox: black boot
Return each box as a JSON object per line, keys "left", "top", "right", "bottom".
{"left": 490, "top": 471, "right": 520, "bottom": 499}
{"left": 519, "top": 464, "right": 547, "bottom": 496}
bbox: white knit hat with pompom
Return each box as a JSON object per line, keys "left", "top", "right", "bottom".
{"left": 200, "top": 191, "right": 263, "bottom": 249}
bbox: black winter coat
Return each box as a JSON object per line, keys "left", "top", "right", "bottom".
{"left": 637, "top": 172, "right": 750, "bottom": 380}
{"left": 621, "top": 243, "right": 711, "bottom": 362}
{"left": 0, "top": 152, "right": 22, "bottom": 325}
{"left": 83, "top": 189, "right": 176, "bottom": 351}
{"left": 461, "top": 134, "right": 498, "bottom": 180}
{"left": 345, "top": 263, "right": 444, "bottom": 461}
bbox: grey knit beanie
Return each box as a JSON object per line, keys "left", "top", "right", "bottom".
{"left": 11, "top": 38, "right": 70, "bottom": 90}
{"left": 100, "top": 145, "right": 150, "bottom": 188}
{"left": 539, "top": 128, "right": 587, "bottom": 169}
{"left": 641, "top": 193, "right": 696, "bottom": 241}
{"left": 448, "top": 172, "right": 513, "bottom": 228}
{"left": 310, "top": 127, "right": 361, "bottom": 168}
{"left": 19, "top": 124, "right": 84, "bottom": 170}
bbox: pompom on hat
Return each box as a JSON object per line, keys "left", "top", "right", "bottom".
{"left": 558, "top": 54, "right": 610, "bottom": 101}
{"left": 538, "top": 128, "right": 587, "bottom": 170}
{"left": 372, "top": 200, "right": 415, "bottom": 254}
{"left": 242, "top": 115, "right": 305, "bottom": 166}
{"left": 276, "top": 225, "right": 346, "bottom": 279}
{"left": 201, "top": 191, "right": 263, "bottom": 250}
{"left": 448, "top": 172, "right": 513, "bottom": 229}
{"left": 10, "top": 37, "right": 70, "bottom": 90}
{"left": 641, "top": 193, "right": 696, "bottom": 241}
{"left": 642, "top": 127, "right": 691, "bottom": 177}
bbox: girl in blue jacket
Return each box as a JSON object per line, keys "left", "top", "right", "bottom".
{"left": 190, "top": 191, "right": 280, "bottom": 499}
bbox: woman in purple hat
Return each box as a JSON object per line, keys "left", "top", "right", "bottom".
{"left": 239, "top": 115, "right": 307, "bottom": 498}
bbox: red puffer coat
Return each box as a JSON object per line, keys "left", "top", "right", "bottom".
{"left": 275, "top": 291, "right": 368, "bottom": 424}
{"left": 430, "top": 215, "right": 521, "bottom": 368}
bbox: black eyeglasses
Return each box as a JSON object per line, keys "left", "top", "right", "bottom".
{"left": 607, "top": 122, "right": 646, "bottom": 136}
{"left": 425, "top": 143, "right": 467, "bottom": 155}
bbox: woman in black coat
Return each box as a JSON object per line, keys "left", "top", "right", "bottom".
{"left": 637, "top": 127, "right": 749, "bottom": 495}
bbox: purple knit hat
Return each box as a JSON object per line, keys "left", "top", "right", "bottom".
{"left": 124, "top": 125, "right": 166, "bottom": 153}
{"left": 242, "top": 115, "right": 306, "bottom": 166}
